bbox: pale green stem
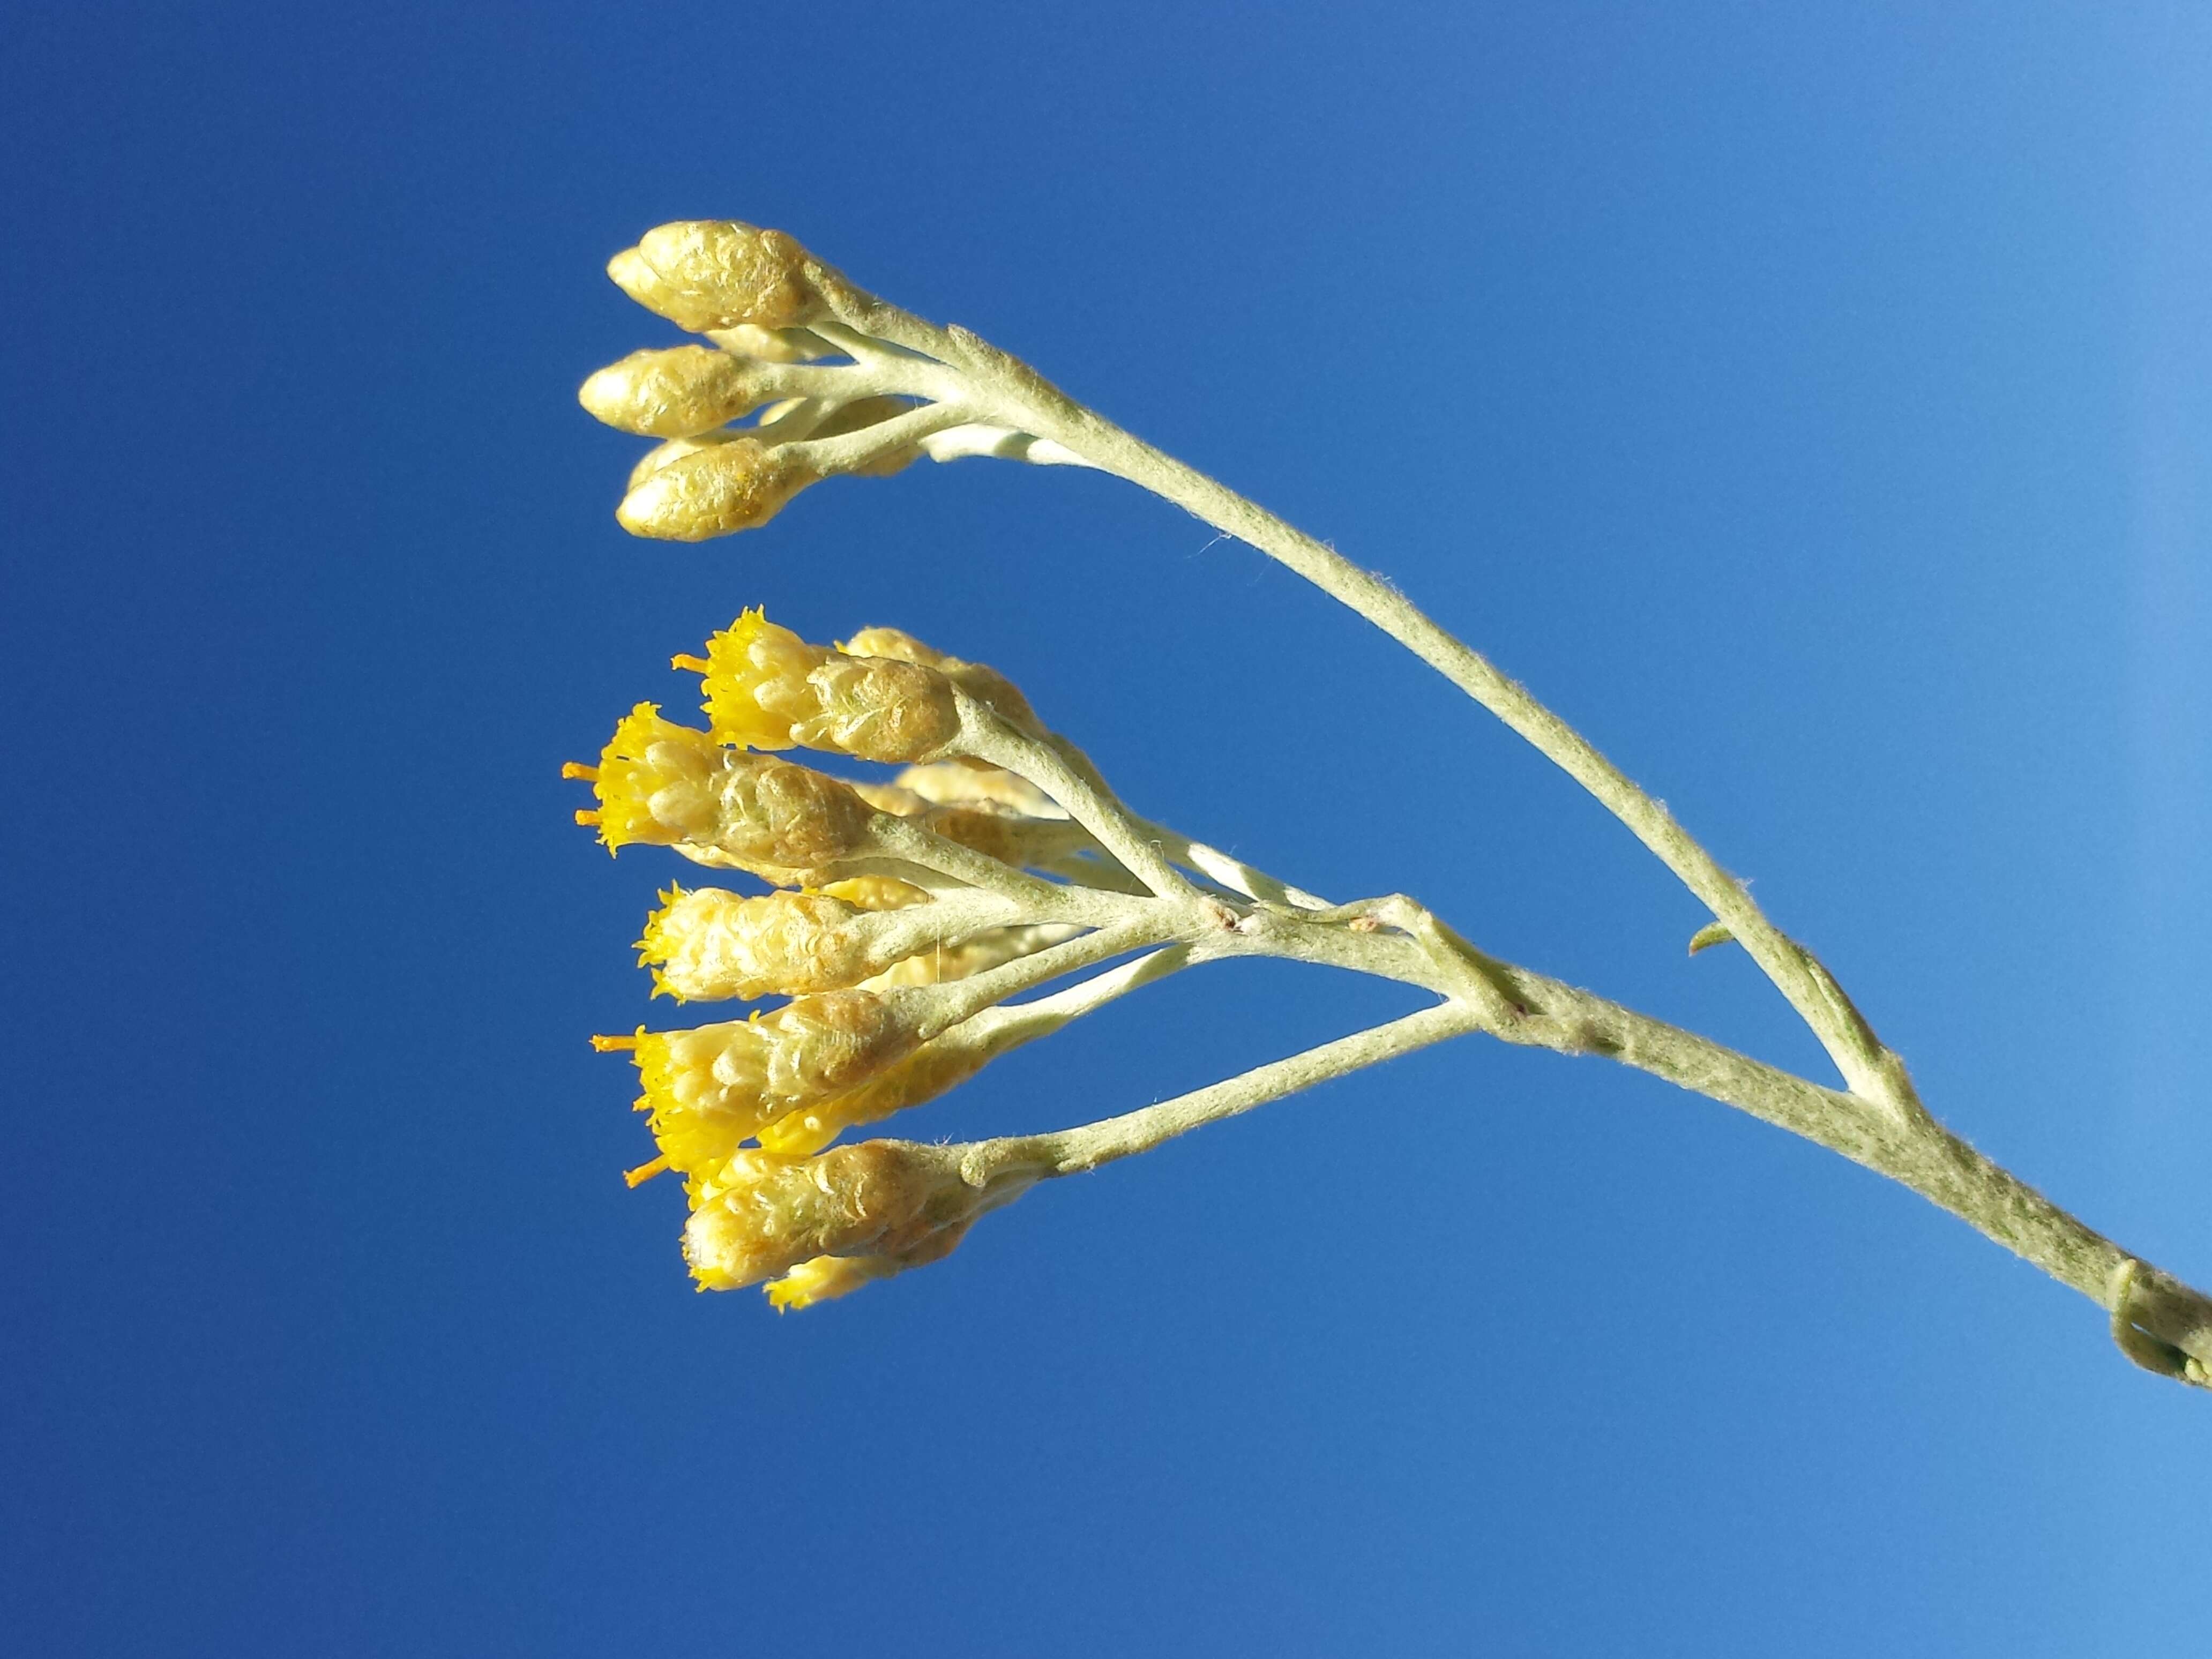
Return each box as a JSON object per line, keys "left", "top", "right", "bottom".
{"left": 808, "top": 285, "right": 1903, "bottom": 1110}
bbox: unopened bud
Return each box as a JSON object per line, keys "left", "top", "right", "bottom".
{"left": 626, "top": 430, "right": 738, "bottom": 492}
{"left": 579, "top": 346, "right": 770, "bottom": 438}
{"left": 608, "top": 220, "right": 821, "bottom": 332}
{"left": 686, "top": 609, "right": 961, "bottom": 762}
{"left": 616, "top": 437, "right": 820, "bottom": 541}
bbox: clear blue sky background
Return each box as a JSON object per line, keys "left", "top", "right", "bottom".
{"left": 4, "top": 3, "right": 2208, "bottom": 1653}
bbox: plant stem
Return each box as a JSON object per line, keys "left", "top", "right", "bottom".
{"left": 962, "top": 1001, "right": 1483, "bottom": 1179}
{"left": 791, "top": 271, "right": 2212, "bottom": 1385}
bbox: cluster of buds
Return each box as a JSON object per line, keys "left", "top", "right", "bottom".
{"left": 567, "top": 609, "right": 1152, "bottom": 1307}
{"left": 580, "top": 220, "right": 1083, "bottom": 543}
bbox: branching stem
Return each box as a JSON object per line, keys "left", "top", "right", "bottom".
{"left": 601, "top": 243, "right": 2212, "bottom": 1382}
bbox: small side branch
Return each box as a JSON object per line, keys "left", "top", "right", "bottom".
{"left": 960, "top": 1001, "right": 1483, "bottom": 1183}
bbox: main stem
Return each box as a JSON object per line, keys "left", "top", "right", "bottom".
{"left": 803, "top": 282, "right": 2210, "bottom": 1385}
{"left": 1062, "top": 411, "right": 1896, "bottom": 1102}
{"left": 822, "top": 292, "right": 1901, "bottom": 1107}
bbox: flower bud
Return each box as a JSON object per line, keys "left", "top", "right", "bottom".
{"left": 608, "top": 220, "right": 821, "bottom": 332}
{"left": 566, "top": 704, "right": 877, "bottom": 872}
{"left": 682, "top": 1141, "right": 977, "bottom": 1291}
{"left": 616, "top": 437, "right": 820, "bottom": 541}
{"left": 682, "top": 609, "right": 962, "bottom": 762}
{"left": 626, "top": 430, "right": 738, "bottom": 492}
{"left": 578, "top": 346, "right": 771, "bottom": 438}
{"left": 598, "top": 991, "right": 918, "bottom": 1184}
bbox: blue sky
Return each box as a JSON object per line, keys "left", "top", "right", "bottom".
{"left": 4, "top": 3, "right": 2208, "bottom": 1653}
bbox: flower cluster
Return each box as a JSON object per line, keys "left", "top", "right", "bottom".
{"left": 577, "top": 220, "right": 916, "bottom": 541}
{"left": 580, "top": 219, "right": 1086, "bottom": 544}
{"left": 567, "top": 611, "right": 1130, "bottom": 1307}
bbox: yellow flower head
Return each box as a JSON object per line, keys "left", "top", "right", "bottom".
{"left": 689, "top": 608, "right": 820, "bottom": 750}
{"left": 639, "top": 885, "right": 892, "bottom": 1003}
{"left": 616, "top": 437, "right": 820, "bottom": 541}
{"left": 565, "top": 713, "right": 881, "bottom": 876}
{"left": 578, "top": 345, "right": 768, "bottom": 438}
{"left": 607, "top": 220, "right": 822, "bottom": 333}
{"left": 682, "top": 1140, "right": 973, "bottom": 1292}
{"left": 597, "top": 991, "right": 918, "bottom": 1185}
{"left": 678, "top": 609, "right": 962, "bottom": 763}
{"left": 564, "top": 703, "right": 723, "bottom": 852}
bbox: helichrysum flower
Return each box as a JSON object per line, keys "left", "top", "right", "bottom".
{"left": 607, "top": 220, "right": 824, "bottom": 333}
{"left": 578, "top": 345, "right": 772, "bottom": 438}
{"left": 569, "top": 613, "right": 1098, "bottom": 1309}
{"left": 677, "top": 608, "right": 961, "bottom": 763}
{"left": 682, "top": 1141, "right": 985, "bottom": 1293}
{"left": 615, "top": 437, "right": 820, "bottom": 540}
{"left": 565, "top": 703, "right": 876, "bottom": 876}
{"left": 638, "top": 883, "right": 937, "bottom": 1003}
{"left": 595, "top": 990, "right": 919, "bottom": 1186}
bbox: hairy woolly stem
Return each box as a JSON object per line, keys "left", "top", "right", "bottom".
{"left": 810, "top": 286, "right": 1905, "bottom": 1110}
